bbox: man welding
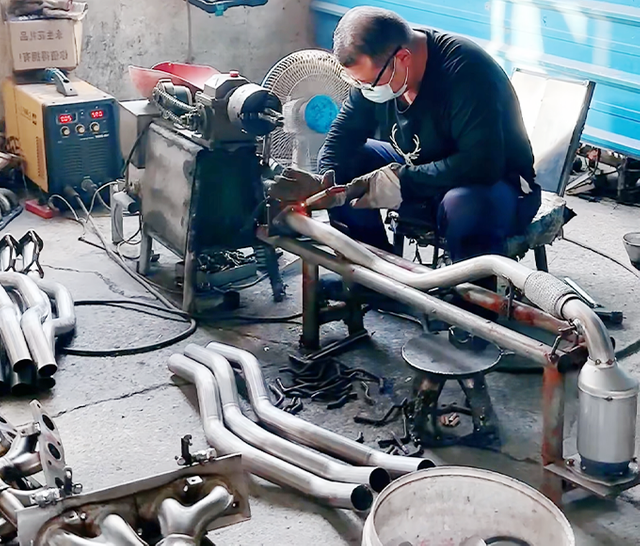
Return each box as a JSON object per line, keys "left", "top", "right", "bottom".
{"left": 269, "top": 6, "right": 541, "bottom": 322}
{"left": 270, "top": 5, "right": 541, "bottom": 260}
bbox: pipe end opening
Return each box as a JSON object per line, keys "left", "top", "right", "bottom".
{"left": 369, "top": 467, "right": 391, "bottom": 492}
{"left": 417, "top": 459, "right": 437, "bottom": 470}
{"left": 351, "top": 484, "right": 374, "bottom": 512}
{"left": 12, "top": 359, "right": 35, "bottom": 374}
{"left": 38, "top": 363, "right": 58, "bottom": 378}
{"left": 38, "top": 377, "right": 56, "bottom": 391}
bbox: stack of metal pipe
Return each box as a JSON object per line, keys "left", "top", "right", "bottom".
{"left": 169, "top": 343, "right": 436, "bottom": 512}
{"left": 0, "top": 231, "right": 75, "bottom": 394}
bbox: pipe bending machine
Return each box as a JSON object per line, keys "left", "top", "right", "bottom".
{"left": 120, "top": 69, "right": 640, "bottom": 504}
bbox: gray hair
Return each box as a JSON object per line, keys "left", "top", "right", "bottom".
{"left": 333, "top": 7, "right": 413, "bottom": 68}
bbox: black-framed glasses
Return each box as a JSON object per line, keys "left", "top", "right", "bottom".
{"left": 341, "top": 45, "right": 402, "bottom": 91}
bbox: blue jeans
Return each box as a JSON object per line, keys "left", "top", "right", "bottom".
{"left": 319, "top": 140, "right": 540, "bottom": 262}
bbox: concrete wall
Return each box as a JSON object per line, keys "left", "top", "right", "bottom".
{"left": 0, "top": 0, "right": 313, "bottom": 116}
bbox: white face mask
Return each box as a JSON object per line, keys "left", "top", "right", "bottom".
{"left": 361, "top": 58, "right": 409, "bottom": 104}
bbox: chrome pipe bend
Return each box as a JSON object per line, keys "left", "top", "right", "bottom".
{"left": 158, "top": 485, "right": 233, "bottom": 544}
{"left": 184, "top": 344, "right": 390, "bottom": 491}
{"left": 205, "top": 341, "right": 436, "bottom": 478}
{"left": 0, "top": 272, "right": 55, "bottom": 376}
{"left": 35, "top": 279, "right": 76, "bottom": 337}
{"left": 168, "top": 354, "right": 374, "bottom": 511}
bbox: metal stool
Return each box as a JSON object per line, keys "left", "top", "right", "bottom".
{"left": 402, "top": 331, "right": 504, "bottom": 450}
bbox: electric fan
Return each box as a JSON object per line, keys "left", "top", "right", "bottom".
{"left": 262, "top": 49, "right": 351, "bottom": 173}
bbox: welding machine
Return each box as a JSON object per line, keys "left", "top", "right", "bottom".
{"left": 2, "top": 75, "right": 122, "bottom": 198}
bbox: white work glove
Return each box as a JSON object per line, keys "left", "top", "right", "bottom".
{"left": 348, "top": 163, "right": 403, "bottom": 210}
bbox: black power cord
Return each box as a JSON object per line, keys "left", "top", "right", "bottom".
{"left": 60, "top": 300, "right": 197, "bottom": 357}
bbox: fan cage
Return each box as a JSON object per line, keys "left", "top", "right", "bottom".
{"left": 262, "top": 49, "right": 351, "bottom": 172}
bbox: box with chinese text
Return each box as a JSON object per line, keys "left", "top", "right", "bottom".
{"left": 6, "top": 3, "right": 87, "bottom": 72}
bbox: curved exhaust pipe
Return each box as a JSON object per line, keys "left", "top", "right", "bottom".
{"left": 0, "top": 272, "right": 56, "bottom": 377}
{"left": 283, "top": 212, "right": 614, "bottom": 364}
{"left": 184, "top": 344, "right": 390, "bottom": 492}
{"left": 168, "top": 354, "right": 374, "bottom": 511}
{"left": 37, "top": 278, "right": 76, "bottom": 336}
{"left": 205, "top": 341, "right": 436, "bottom": 478}
{"left": 0, "top": 285, "right": 32, "bottom": 373}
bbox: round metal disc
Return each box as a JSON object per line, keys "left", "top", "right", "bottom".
{"left": 402, "top": 333, "right": 503, "bottom": 378}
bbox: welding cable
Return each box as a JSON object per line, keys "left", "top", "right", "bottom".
{"left": 57, "top": 191, "right": 304, "bottom": 356}
{"left": 59, "top": 300, "right": 197, "bottom": 357}
{"left": 561, "top": 235, "right": 640, "bottom": 280}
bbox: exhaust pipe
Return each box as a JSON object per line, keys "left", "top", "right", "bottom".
{"left": 168, "top": 354, "right": 374, "bottom": 511}
{"left": 275, "top": 214, "right": 640, "bottom": 479}
{"left": 0, "top": 272, "right": 56, "bottom": 377}
{"left": 205, "top": 341, "right": 436, "bottom": 478}
{"left": 35, "top": 278, "right": 76, "bottom": 359}
{"left": 184, "top": 344, "right": 391, "bottom": 492}
{"left": 0, "top": 285, "right": 32, "bottom": 372}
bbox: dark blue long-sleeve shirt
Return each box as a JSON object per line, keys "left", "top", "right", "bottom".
{"left": 318, "top": 29, "right": 536, "bottom": 200}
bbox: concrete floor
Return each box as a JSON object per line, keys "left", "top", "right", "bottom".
{"left": 2, "top": 194, "right": 640, "bottom": 544}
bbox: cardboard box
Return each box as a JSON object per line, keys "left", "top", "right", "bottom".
{"left": 6, "top": 4, "right": 87, "bottom": 72}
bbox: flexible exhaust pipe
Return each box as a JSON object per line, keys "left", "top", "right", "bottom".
{"left": 0, "top": 272, "right": 56, "bottom": 377}
{"left": 184, "top": 344, "right": 390, "bottom": 492}
{"left": 168, "top": 354, "right": 374, "bottom": 511}
{"left": 204, "top": 341, "right": 436, "bottom": 478}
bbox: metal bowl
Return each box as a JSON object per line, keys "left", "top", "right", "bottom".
{"left": 623, "top": 232, "right": 640, "bottom": 266}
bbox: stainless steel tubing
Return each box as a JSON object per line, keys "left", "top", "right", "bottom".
{"left": 184, "top": 344, "right": 391, "bottom": 492}
{"left": 168, "top": 354, "right": 374, "bottom": 511}
{"left": 158, "top": 485, "right": 233, "bottom": 545}
{"left": 205, "top": 341, "right": 437, "bottom": 478}
{"left": 40, "top": 279, "right": 76, "bottom": 335}
{"left": 0, "top": 272, "right": 56, "bottom": 377}
{"left": 0, "top": 285, "right": 31, "bottom": 372}
{"left": 283, "top": 213, "right": 615, "bottom": 366}
{"left": 262, "top": 236, "right": 553, "bottom": 367}
{"left": 283, "top": 212, "right": 531, "bottom": 289}
{"left": 0, "top": 488, "right": 21, "bottom": 526}
{"left": 561, "top": 298, "right": 615, "bottom": 366}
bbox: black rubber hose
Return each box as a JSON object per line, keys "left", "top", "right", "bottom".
{"left": 59, "top": 300, "right": 197, "bottom": 357}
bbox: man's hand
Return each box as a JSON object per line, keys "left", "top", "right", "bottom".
{"left": 268, "top": 167, "right": 335, "bottom": 204}
{"left": 348, "top": 163, "right": 403, "bottom": 210}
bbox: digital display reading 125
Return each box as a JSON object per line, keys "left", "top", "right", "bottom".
{"left": 58, "top": 113, "right": 75, "bottom": 124}
{"left": 90, "top": 110, "right": 105, "bottom": 119}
